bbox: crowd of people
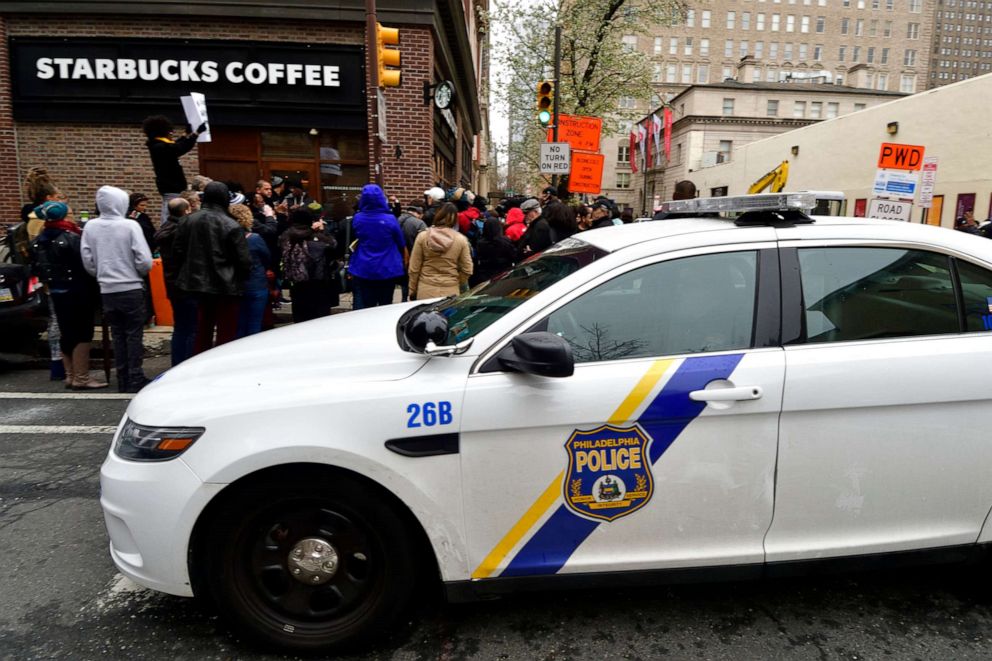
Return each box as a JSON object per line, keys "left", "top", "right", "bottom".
{"left": 5, "top": 113, "right": 643, "bottom": 394}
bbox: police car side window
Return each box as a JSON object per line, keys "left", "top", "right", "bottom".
{"left": 541, "top": 251, "right": 758, "bottom": 363}
{"left": 956, "top": 259, "right": 992, "bottom": 332}
{"left": 797, "top": 247, "right": 957, "bottom": 343}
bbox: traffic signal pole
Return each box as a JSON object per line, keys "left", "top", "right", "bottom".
{"left": 551, "top": 24, "right": 561, "bottom": 190}
{"left": 366, "top": 0, "right": 384, "bottom": 186}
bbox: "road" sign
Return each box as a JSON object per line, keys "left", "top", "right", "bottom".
{"left": 540, "top": 142, "right": 571, "bottom": 174}
{"left": 867, "top": 198, "right": 913, "bottom": 221}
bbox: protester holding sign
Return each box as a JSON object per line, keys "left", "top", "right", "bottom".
{"left": 142, "top": 115, "right": 207, "bottom": 221}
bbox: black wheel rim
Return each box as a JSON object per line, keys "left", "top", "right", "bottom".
{"left": 235, "top": 498, "right": 383, "bottom": 631}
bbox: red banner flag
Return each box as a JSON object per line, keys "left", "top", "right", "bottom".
{"left": 629, "top": 130, "right": 638, "bottom": 174}
{"left": 663, "top": 107, "right": 673, "bottom": 163}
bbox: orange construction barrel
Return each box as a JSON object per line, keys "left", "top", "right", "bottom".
{"left": 149, "top": 257, "right": 174, "bottom": 326}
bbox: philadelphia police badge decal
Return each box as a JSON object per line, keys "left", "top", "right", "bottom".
{"left": 563, "top": 423, "right": 654, "bottom": 522}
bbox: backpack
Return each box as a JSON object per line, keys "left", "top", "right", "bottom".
{"left": 282, "top": 240, "right": 313, "bottom": 283}
{"left": 7, "top": 222, "right": 31, "bottom": 265}
{"left": 29, "top": 232, "right": 75, "bottom": 285}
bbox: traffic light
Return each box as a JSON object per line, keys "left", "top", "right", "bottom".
{"left": 537, "top": 80, "right": 554, "bottom": 126}
{"left": 377, "top": 23, "right": 401, "bottom": 87}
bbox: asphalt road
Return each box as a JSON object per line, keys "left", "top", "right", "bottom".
{"left": 4, "top": 362, "right": 992, "bottom": 660}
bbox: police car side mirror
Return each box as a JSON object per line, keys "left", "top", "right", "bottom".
{"left": 403, "top": 310, "right": 449, "bottom": 353}
{"left": 498, "top": 332, "right": 574, "bottom": 378}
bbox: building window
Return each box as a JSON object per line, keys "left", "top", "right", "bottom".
{"left": 839, "top": 45, "right": 846, "bottom": 61}
{"left": 841, "top": 17, "right": 849, "bottom": 35}
{"left": 867, "top": 46, "right": 875, "bottom": 62}
{"left": 767, "top": 67, "right": 779, "bottom": 81}
{"left": 740, "top": 40, "right": 750, "bottom": 57}
{"left": 718, "top": 140, "right": 733, "bottom": 162}
{"left": 810, "top": 101, "right": 823, "bottom": 118}
{"left": 856, "top": 18, "right": 864, "bottom": 36}
{"left": 756, "top": 41, "right": 765, "bottom": 57}
{"left": 682, "top": 64, "right": 693, "bottom": 83}
{"left": 653, "top": 37, "right": 662, "bottom": 55}
{"left": 900, "top": 74, "right": 917, "bottom": 92}
{"left": 686, "top": 9, "right": 696, "bottom": 27}
{"left": 700, "top": 38, "right": 710, "bottom": 56}
{"left": 616, "top": 172, "right": 631, "bottom": 189}
{"left": 767, "top": 99, "right": 780, "bottom": 116}
{"left": 877, "top": 73, "right": 888, "bottom": 89}
{"left": 685, "top": 37, "right": 694, "bottom": 55}
{"left": 908, "top": 22, "right": 920, "bottom": 39}
{"left": 801, "top": 15, "right": 810, "bottom": 32}
{"left": 618, "top": 145, "right": 630, "bottom": 164}
{"left": 702, "top": 10, "right": 712, "bottom": 28}
{"left": 697, "top": 64, "right": 710, "bottom": 83}
{"left": 772, "top": 13, "right": 781, "bottom": 31}
{"left": 725, "top": 39, "right": 734, "bottom": 57}
{"left": 826, "top": 101, "right": 839, "bottom": 117}
{"left": 786, "top": 14, "right": 796, "bottom": 31}
{"left": 723, "top": 98, "right": 735, "bottom": 115}
{"left": 814, "top": 44, "right": 823, "bottom": 60}
{"left": 904, "top": 49, "right": 917, "bottom": 65}
{"left": 816, "top": 15, "right": 825, "bottom": 32}
{"left": 909, "top": 0, "right": 921, "bottom": 12}
{"left": 853, "top": 45, "right": 861, "bottom": 61}
{"left": 667, "top": 63, "right": 677, "bottom": 82}
{"left": 757, "top": 13, "right": 767, "bottom": 30}
{"left": 670, "top": 37, "right": 678, "bottom": 55}
{"left": 722, "top": 66, "right": 734, "bottom": 80}
{"left": 881, "top": 47, "right": 889, "bottom": 63}
{"left": 742, "top": 11, "right": 751, "bottom": 29}
{"left": 869, "top": 19, "right": 878, "bottom": 36}
{"left": 619, "top": 96, "right": 636, "bottom": 109}
{"left": 854, "top": 102, "right": 867, "bottom": 111}
{"left": 622, "top": 35, "right": 637, "bottom": 52}
{"left": 652, "top": 63, "right": 663, "bottom": 82}
{"left": 883, "top": 20, "right": 892, "bottom": 37}
{"left": 794, "top": 100, "right": 807, "bottom": 117}
{"left": 770, "top": 42, "right": 780, "bottom": 57}
{"left": 784, "top": 42, "right": 794, "bottom": 59}
{"left": 799, "top": 43, "right": 808, "bottom": 59}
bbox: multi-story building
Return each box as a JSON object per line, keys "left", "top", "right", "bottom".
{"left": 0, "top": 0, "right": 489, "bottom": 224}
{"left": 629, "top": 73, "right": 907, "bottom": 212}
{"left": 601, "top": 0, "right": 937, "bottom": 209}
{"left": 928, "top": 0, "right": 992, "bottom": 87}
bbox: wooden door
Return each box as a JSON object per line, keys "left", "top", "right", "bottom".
{"left": 927, "top": 195, "right": 944, "bottom": 227}
{"left": 198, "top": 127, "right": 261, "bottom": 191}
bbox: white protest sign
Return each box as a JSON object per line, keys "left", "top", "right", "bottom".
{"left": 180, "top": 92, "right": 211, "bottom": 143}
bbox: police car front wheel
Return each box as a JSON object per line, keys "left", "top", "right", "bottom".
{"left": 202, "top": 474, "right": 420, "bottom": 653}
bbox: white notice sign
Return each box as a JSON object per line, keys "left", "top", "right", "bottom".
{"left": 180, "top": 92, "right": 211, "bottom": 143}
{"left": 868, "top": 197, "right": 913, "bottom": 222}
{"left": 918, "top": 156, "right": 939, "bottom": 209}
{"left": 540, "top": 142, "right": 571, "bottom": 174}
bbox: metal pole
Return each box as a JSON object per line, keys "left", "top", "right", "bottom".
{"left": 551, "top": 24, "right": 561, "bottom": 190}
{"left": 366, "top": 0, "right": 384, "bottom": 186}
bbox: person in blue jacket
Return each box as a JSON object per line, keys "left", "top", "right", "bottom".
{"left": 347, "top": 184, "right": 407, "bottom": 309}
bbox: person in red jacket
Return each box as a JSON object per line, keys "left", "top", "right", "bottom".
{"left": 504, "top": 207, "right": 526, "bottom": 243}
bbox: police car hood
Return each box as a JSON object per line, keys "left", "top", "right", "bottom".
{"left": 129, "top": 303, "right": 427, "bottom": 421}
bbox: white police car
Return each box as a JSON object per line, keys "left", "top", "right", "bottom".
{"left": 101, "top": 193, "right": 992, "bottom": 652}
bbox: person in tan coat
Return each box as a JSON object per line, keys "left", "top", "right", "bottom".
{"left": 408, "top": 202, "right": 473, "bottom": 300}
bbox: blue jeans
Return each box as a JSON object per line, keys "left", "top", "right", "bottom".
{"left": 170, "top": 293, "right": 198, "bottom": 366}
{"left": 352, "top": 277, "right": 395, "bottom": 309}
{"left": 237, "top": 288, "right": 269, "bottom": 338}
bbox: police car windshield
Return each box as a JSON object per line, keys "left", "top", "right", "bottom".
{"left": 434, "top": 238, "right": 607, "bottom": 344}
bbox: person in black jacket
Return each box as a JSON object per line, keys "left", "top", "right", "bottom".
{"left": 280, "top": 209, "right": 338, "bottom": 323}
{"left": 173, "top": 181, "right": 251, "bottom": 354}
{"left": 28, "top": 201, "right": 107, "bottom": 390}
{"left": 142, "top": 115, "right": 206, "bottom": 222}
{"left": 470, "top": 217, "right": 516, "bottom": 287}
{"left": 154, "top": 197, "right": 197, "bottom": 366}
{"left": 516, "top": 198, "right": 553, "bottom": 261}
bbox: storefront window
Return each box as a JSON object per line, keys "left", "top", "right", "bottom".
{"left": 261, "top": 131, "right": 313, "bottom": 159}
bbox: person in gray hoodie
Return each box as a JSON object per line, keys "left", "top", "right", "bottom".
{"left": 81, "top": 185, "right": 154, "bottom": 393}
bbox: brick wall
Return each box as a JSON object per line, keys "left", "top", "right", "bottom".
{"left": 0, "top": 17, "right": 22, "bottom": 225}
{"left": 2, "top": 15, "right": 437, "bottom": 222}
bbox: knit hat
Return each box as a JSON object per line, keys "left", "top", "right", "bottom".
{"left": 307, "top": 201, "right": 323, "bottom": 214}
{"left": 271, "top": 176, "right": 284, "bottom": 187}
{"left": 229, "top": 192, "right": 246, "bottom": 205}
{"left": 34, "top": 200, "right": 69, "bottom": 221}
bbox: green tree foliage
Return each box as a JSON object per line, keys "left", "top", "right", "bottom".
{"left": 493, "top": 0, "right": 686, "bottom": 197}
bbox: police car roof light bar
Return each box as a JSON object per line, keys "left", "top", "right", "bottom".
{"left": 660, "top": 192, "right": 817, "bottom": 215}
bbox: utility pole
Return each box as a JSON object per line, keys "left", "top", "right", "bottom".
{"left": 550, "top": 24, "right": 562, "bottom": 190}
{"left": 365, "top": 0, "right": 384, "bottom": 186}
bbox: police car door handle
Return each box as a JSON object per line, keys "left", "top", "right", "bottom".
{"left": 689, "top": 386, "right": 763, "bottom": 402}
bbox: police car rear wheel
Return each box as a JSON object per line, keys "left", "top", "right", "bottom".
{"left": 205, "top": 475, "right": 418, "bottom": 653}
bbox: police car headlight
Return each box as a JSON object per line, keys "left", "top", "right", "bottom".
{"left": 114, "top": 419, "right": 205, "bottom": 462}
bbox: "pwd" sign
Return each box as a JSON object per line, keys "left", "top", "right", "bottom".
{"left": 539, "top": 142, "right": 571, "bottom": 174}
{"left": 877, "top": 142, "right": 925, "bottom": 171}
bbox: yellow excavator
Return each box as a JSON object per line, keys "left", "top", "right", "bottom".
{"left": 748, "top": 160, "right": 790, "bottom": 194}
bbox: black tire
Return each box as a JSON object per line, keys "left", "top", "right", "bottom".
{"left": 204, "top": 472, "right": 420, "bottom": 654}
